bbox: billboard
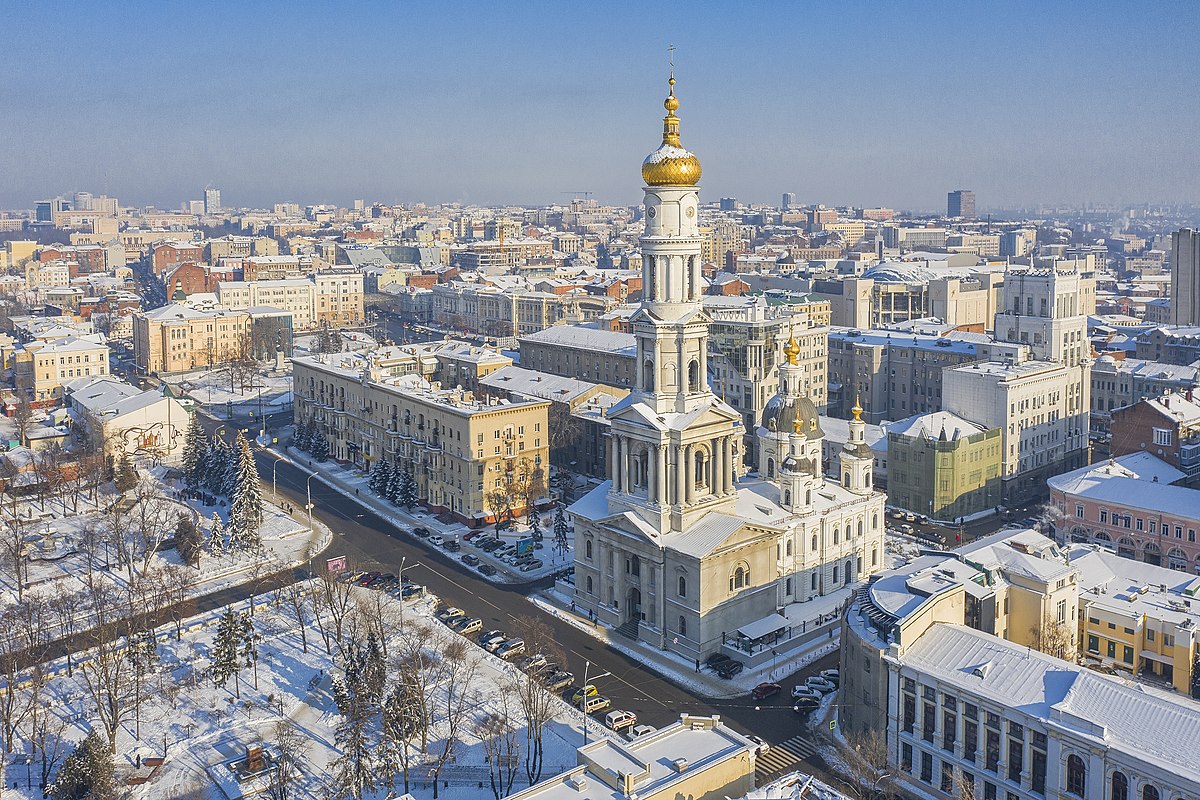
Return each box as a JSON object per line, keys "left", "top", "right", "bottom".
{"left": 516, "top": 538, "right": 535, "bottom": 557}
{"left": 326, "top": 555, "right": 348, "bottom": 573}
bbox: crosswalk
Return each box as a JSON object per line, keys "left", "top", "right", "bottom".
{"left": 755, "top": 734, "right": 817, "bottom": 781}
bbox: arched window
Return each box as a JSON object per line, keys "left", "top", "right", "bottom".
{"left": 811, "top": 534, "right": 818, "bottom": 551}
{"left": 783, "top": 490, "right": 791, "bottom": 506}
{"left": 643, "top": 360, "right": 655, "bottom": 391}
{"left": 872, "top": 546, "right": 878, "bottom": 566}
{"left": 678, "top": 615, "right": 687, "bottom": 636}
{"left": 843, "top": 472, "right": 850, "bottom": 486}
{"left": 832, "top": 564, "right": 840, "bottom": 584}
{"left": 678, "top": 576, "right": 687, "bottom": 598}
{"left": 695, "top": 451, "right": 705, "bottom": 484}
{"left": 786, "top": 540, "right": 793, "bottom": 557}
{"left": 1110, "top": 772, "right": 1128, "bottom": 800}
{"left": 1066, "top": 754, "right": 1086, "bottom": 797}
{"left": 729, "top": 564, "right": 749, "bottom": 591}
{"left": 833, "top": 527, "right": 840, "bottom": 544}
{"left": 845, "top": 558, "right": 854, "bottom": 585}
{"left": 585, "top": 540, "right": 593, "bottom": 559}
{"left": 766, "top": 458, "right": 775, "bottom": 478}
{"left": 811, "top": 572, "right": 817, "bottom": 590}
{"left": 1141, "top": 786, "right": 1159, "bottom": 800}
{"left": 857, "top": 520, "right": 863, "bottom": 538}
{"left": 586, "top": 576, "right": 593, "bottom": 594}
{"left": 688, "top": 359, "right": 700, "bottom": 392}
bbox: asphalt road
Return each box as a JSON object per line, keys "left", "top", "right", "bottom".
{"left": 201, "top": 414, "right": 844, "bottom": 783}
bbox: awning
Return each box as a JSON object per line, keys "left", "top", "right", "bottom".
{"left": 1140, "top": 649, "right": 1174, "bottom": 665}
{"left": 736, "top": 613, "right": 790, "bottom": 642}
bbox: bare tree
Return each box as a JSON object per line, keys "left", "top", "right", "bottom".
{"left": 11, "top": 394, "right": 33, "bottom": 447}
{"left": 476, "top": 691, "right": 521, "bottom": 799}
{"left": 842, "top": 727, "right": 896, "bottom": 800}
{"left": 24, "top": 686, "right": 69, "bottom": 790}
{"left": 392, "top": 623, "right": 440, "bottom": 755}
{"left": 1029, "top": 611, "right": 1075, "bottom": 660}
{"left": 0, "top": 512, "right": 29, "bottom": 601}
{"left": 312, "top": 568, "right": 355, "bottom": 656}
{"left": 265, "top": 719, "right": 309, "bottom": 800}
{"left": 46, "top": 589, "right": 81, "bottom": 675}
{"left": 508, "top": 617, "right": 565, "bottom": 787}
{"left": 32, "top": 443, "right": 66, "bottom": 513}
{"left": 156, "top": 563, "right": 197, "bottom": 640}
{"left": 77, "top": 573, "right": 137, "bottom": 751}
{"left": 128, "top": 479, "right": 177, "bottom": 574}
{"left": 429, "top": 637, "right": 480, "bottom": 800}
{"left": 283, "top": 582, "right": 311, "bottom": 655}
{"left": 357, "top": 588, "right": 401, "bottom": 661}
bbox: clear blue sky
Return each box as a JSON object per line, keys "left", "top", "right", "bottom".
{"left": 1, "top": 1, "right": 1196, "bottom": 212}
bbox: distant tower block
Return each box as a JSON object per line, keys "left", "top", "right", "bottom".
{"left": 947, "top": 189, "right": 975, "bottom": 219}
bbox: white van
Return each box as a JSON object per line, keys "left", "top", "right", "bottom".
{"left": 581, "top": 695, "right": 611, "bottom": 714}
{"left": 604, "top": 710, "right": 637, "bottom": 731}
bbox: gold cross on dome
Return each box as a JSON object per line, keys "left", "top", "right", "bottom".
{"left": 668, "top": 44, "right": 675, "bottom": 74}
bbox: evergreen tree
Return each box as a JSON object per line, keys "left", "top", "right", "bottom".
{"left": 528, "top": 506, "right": 542, "bottom": 539}
{"left": 212, "top": 607, "right": 245, "bottom": 698}
{"left": 368, "top": 458, "right": 392, "bottom": 496}
{"left": 228, "top": 432, "right": 264, "bottom": 552}
{"left": 49, "top": 730, "right": 116, "bottom": 800}
{"left": 219, "top": 438, "right": 239, "bottom": 498}
{"left": 203, "top": 435, "right": 229, "bottom": 494}
{"left": 241, "top": 613, "right": 260, "bottom": 691}
{"left": 209, "top": 512, "right": 227, "bottom": 555}
{"left": 553, "top": 504, "right": 571, "bottom": 559}
{"left": 175, "top": 513, "right": 204, "bottom": 567}
{"left": 398, "top": 469, "right": 418, "bottom": 510}
{"left": 310, "top": 429, "right": 329, "bottom": 462}
{"left": 114, "top": 451, "right": 138, "bottom": 493}
{"left": 331, "top": 639, "right": 382, "bottom": 800}
{"left": 293, "top": 417, "right": 311, "bottom": 453}
{"left": 385, "top": 461, "right": 405, "bottom": 503}
{"left": 181, "top": 413, "right": 207, "bottom": 488}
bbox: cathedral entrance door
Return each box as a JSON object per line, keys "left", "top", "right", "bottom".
{"left": 627, "top": 587, "right": 642, "bottom": 623}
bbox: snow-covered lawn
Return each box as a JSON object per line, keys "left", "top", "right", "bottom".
{"left": 2, "top": 583, "right": 612, "bottom": 799}
{"left": 161, "top": 369, "right": 293, "bottom": 412}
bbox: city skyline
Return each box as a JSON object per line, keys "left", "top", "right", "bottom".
{"left": 2, "top": 1, "right": 1198, "bottom": 211}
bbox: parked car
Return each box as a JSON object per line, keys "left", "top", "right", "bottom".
{"left": 747, "top": 735, "right": 770, "bottom": 756}
{"left": 716, "top": 660, "right": 744, "bottom": 679}
{"left": 580, "top": 695, "right": 611, "bottom": 714}
{"left": 705, "top": 653, "right": 732, "bottom": 671}
{"left": 900, "top": 524, "right": 915, "bottom": 535}
{"left": 400, "top": 584, "right": 425, "bottom": 599}
{"left": 478, "top": 564, "right": 498, "bottom": 576}
{"left": 435, "top": 607, "right": 464, "bottom": 623}
{"left": 356, "top": 572, "right": 381, "bottom": 586}
{"left": 412, "top": 527, "right": 430, "bottom": 538}
{"left": 519, "top": 653, "right": 548, "bottom": 672}
{"left": 604, "top": 710, "right": 637, "bottom": 732}
{"left": 461, "top": 554, "right": 481, "bottom": 567}
{"left": 463, "top": 531, "right": 483, "bottom": 542}
{"left": 495, "top": 639, "right": 526, "bottom": 659}
{"left": 570, "top": 684, "right": 599, "bottom": 705}
{"left": 428, "top": 534, "right": 445, "bottom": 547}
{"left": 793, "top": 697, "right": 819, "bottom": 713}
{"left": 625, "top": 724, "right": 656, "bottom": 741}
{"left": 806, "top": 676, "right": 836, "bottom": 694}
{"left": 545, "top": 671, "right": 574, "bottom": 692}
{"left": 792, "top": 685, "right": 821, "bottom": 702}
{"left": 819, "top": 669, "right": 840, "bottom": 686}
{"left": 444, "top": 539, "right": 460, "bottom": 552}
{"left": 479, "top": 630, "right": 507, "bottom": 651}
{"left": 519, "top": 560, "right": 543, "bottom": 572}
{"left": 451, "top": 617, "right": 483, "bottom": 636}
{"left": 751, "top": 682, "right": 783, "bottom": 701}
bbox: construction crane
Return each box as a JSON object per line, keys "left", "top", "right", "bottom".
{"left": 561, "top": 191, "right": 593, "bottom": 202}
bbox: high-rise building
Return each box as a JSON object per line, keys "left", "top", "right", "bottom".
{"left": 204, "top": 187, "right": 221, "bottom": 214}
{"left": 718, "top": 197, "right": 738, "bottom": 211}
{"left": 570, "top": 75, "right": 884, "bottom": 665}
{"left": 73, "top": 191, "right": 93, "bottom": 211}
{"left": 781, "top": 192, "right": 797, "bottom": 210}
{"left": 947, "top": 188, "right": 975, "bottom": 218}
{"left": 1169, "top": 228, "right": 1200, "bottom": 325}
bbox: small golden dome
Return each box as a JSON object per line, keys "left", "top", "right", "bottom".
{"left": 852, "top": 394, "right": 864, "bottom": 422}
{"left": 642, "top": 75, "right": 701, "bottom": 187}
{"left": 783, "top": 335, "right": 800, "bottom": 366}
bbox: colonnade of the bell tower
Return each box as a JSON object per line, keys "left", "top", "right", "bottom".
{"left": 609, "top": 432, "right": 738, "bottom": 506}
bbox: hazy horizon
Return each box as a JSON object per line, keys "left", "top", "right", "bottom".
{"left": 2, "top": 1, "right": 1197, "bottom": 212}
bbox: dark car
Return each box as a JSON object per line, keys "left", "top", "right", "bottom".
{"left": 412, "top": 527, "right": 430, "bottom": 538}
{"left": 751, "top": 682, "right": 782, "bottom": 701}
{"left": 705, "top": 653, "right": 732, "bottom": 671}
{"left": 400, "top": 584, "right": 425, "bottom": 599}
{"left": 716, "top": 660, "right": 744, "bottom": 679}
{"left": 444, "top": 539, "right": 461, "bottom": 552}
{"left": 461, "top": 554, "right": 480, "bottom": 566}
{"left": 356, "top": 572, "right": 381, "bottom": 587}
{"left": 478, "top": 563, "right": 497, "bottom": 576}
{"left": 793, "top": 697, "right": 819, "bottom": 713}
{"left": 463, "top": 531, "right": 483, "bottom": 542}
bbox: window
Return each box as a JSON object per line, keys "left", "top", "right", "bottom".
{"left": 585, "top": 540, "right": 593, "bottom": 559}
{"left": 1153, "top": 427, "right": 1172, "bottom": 446}
{"left": 901, "top": 742, "right": 913, "bottom": 773}
{"left": 1031, "top": 733, "right": 1047, "bottom": 796}
{"left": 1141, "top": 784, "right": 1159, "bottom": 800}
{"left": 1110, "top": 772, "right": 1128, "bottom": 800}
{"left": 922, "top": 701, "right": 936, "bottom": 743}
{"left": 985, "top": 729, "right": 1000, "bottom": 772}
{"left": 678, "top": 616, "right": 686, "bottom": 636}
{"left": 902, "top": 693, "right": 916, "bottom": 734}
{"left": 1076, "top": 504, "right": 1084, "bottom": 518}
{"left": 730, "top": 565, "right": 748, "bottom": 591}
{"left": 940, "top": 762, "right": 954, "bottom": 793}
{"left": 942, "top": 709, "right": 957, "bottom": 752}
{"left": 1065, "top": 754, "right": 1086, "bottom": 797}
{"left": 586, "top": 576, "right": 593, "bottom": 594}
{"left": 920, "top": 751, "right": 933, "bottom": 783}
{"left": 678, "top": 576, "right": 687, "bottom": 598}
{"left": 1007, "top": 736, "right": 1023, "bottom": 783}
{"left": 1100, "top": 509, "right": 1108, "bottom": 523}
{"left": 811, "top": 534, "right": 818, "bottom": 551}
{"left": 984, "top": 783, "right": 997, "bottom": 800}
{"left": 963, "top": 717, "right": 978, "bottom": 763}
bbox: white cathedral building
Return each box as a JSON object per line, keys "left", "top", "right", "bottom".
{"left": 570, "top": 75, "right": 886, "bottom": 665}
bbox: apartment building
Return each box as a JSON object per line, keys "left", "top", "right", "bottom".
{"left": 811, "top": 270, "right": 1003, "bottom": 330}
{"left": 1049, "top": 452, "right": 1200, "bottom": 573}
{"left": 132, "top": 303, "right": 293, "bottom": 374}
{"left": 205, "top": 235, "right": 278, "bottom": 262}
{"left": 292, "top": 350, "right": 550, "bottom": 524}
{"left": 887, "top": 411, "right": 1002, "bottom": 521}
{"left": 150, "top": 240, "right": 204, "bottom": 276}
{"left": 519, "top": 325, "right": 638, "bottom": 388}
{"left": 1092, "top": 359, "right": 1200, "bottom": 436}
{"left": 216, "top": 272, "right": 364, "bottom": 330}
{"left": 944, "top": 359, "right": 1090, "bottom": 504}
{"left": 450, "top": 238, "right": 553, "bottom": 271}
{"left": 14, "top": 335, "right": 110, "bottom": 403}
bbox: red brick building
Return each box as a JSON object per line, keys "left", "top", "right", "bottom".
{"left": 163, "top": 262, "right": 236, "bottom": 297}
{"left": 1111, "top": 392, "right": 1200, "bottom": 481}
{"left": 151, "top": 241, "right": 204, "bottom": 276}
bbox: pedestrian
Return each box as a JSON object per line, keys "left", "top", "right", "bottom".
{"left": 695, "top": 658, "right": 700, "bottom": 673}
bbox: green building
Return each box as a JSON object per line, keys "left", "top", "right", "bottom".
{"left": 887, "top": 410, "right": 1001, "bottom": 522}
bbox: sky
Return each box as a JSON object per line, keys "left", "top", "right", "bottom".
{"left": 1, "top": 1, "right": 1197, "bottom": 213}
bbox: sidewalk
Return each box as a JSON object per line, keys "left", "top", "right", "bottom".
{"left": 531, "top": 585, "right": 840, "bottom": 700}
{"left": 272, "top": 447, "right": 558, "bottom": 585}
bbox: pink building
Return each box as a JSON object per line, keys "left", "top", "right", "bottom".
{"left": 1049, "top": 452, "right": 1200, "bottom": 573}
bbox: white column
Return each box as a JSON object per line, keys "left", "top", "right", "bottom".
{"left": 684, "top": 444, "right": 694, "bottom": 504}
{"left": 615, "top": 437, "right": 625, "bottom": 493}
{"left": 711, "top": 438, "right": 722, "bottom": 497}
{"left": 724, "top": 436, "right": 734, "bottom": 494}
{"left": 657, "top": 445, "right": 667, "bottom": 505}
{"left": 647, "top": 444, "right": 656, "bottom": 502}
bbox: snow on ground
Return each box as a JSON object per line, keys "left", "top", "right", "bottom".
{"left": 741, "top": 771, "right": 853, "bottom": 800}
{"left": 2, "top": 583, "right": 615, "bottom": 799}
{"left": 282, "top": 448, "right": 573, "bottom": 582}
{"left": 529, "top": 591, "right": 840, "bottom": 700}
{"left": 161, "top": 368, "right": 293, "bottom": 412}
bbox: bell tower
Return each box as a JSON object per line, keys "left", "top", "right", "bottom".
{"left": 606, "top": 73, "right": 741, "bottom": 533}
{"left": 841, "top": 397, "right": 874, "bottom": 495}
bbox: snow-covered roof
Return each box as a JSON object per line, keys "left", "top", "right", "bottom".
{"left": 904, "top": 624, "right": 1200, "bottom": 784}
{"left": 888, "top": 410, "right": 989, "bottom": 442}
{"left": 520, "top": 325, "right": 637, "bottom": 356}
{"left": 480, "top": 366, "right": 610, "bottom": 405}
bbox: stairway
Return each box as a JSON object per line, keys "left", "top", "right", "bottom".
{"left": 614, "top": 618, "right": 639, "bottom": 640}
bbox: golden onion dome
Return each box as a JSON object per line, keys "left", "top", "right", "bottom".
{"left": 642, "top": 76, "right": 702, "bottom": 186}
{"left": 783, "top": 335, "right": 801, "bottom": 366}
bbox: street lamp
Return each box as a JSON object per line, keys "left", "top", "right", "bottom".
{"left": 306, "top": 472, "right": 316, "bottom": 534}
{"left": 580, "top": 660, "right": 612, "bottom": 747}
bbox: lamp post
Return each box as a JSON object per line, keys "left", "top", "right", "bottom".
{"left": 272, "top": 459, "right": 280, "bottom": 504}
{"left": 398, "top": 555, "right": 406, "bottom": 628}
{"left": 580, "top": 660, "right": 612, "bottom": 747}
{"left": 306, "top": 472, "right": 316, "bottom": 534}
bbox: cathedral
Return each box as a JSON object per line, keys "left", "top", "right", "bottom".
{"left": 569, "top": 75, "right": 887, "bottom": 665}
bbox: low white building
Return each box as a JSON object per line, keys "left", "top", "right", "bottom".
{"left": 65, "top": 376, "right": 189, "bottom": 460}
